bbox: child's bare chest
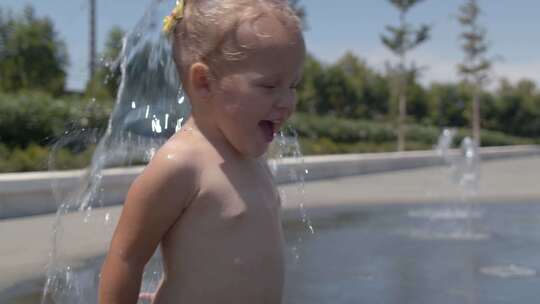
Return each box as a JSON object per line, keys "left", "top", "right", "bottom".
{"left": 206, "top": 160, "right": 280, "bottom": 217}
{"left": 165, "top": 159, "right": 283, "bottom": 249}
{"left": 159, "top": 161, "right": 285, "bottom": 300}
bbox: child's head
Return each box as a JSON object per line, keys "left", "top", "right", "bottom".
{"left": 168, "top": 0, "right": 305, "bottom": 157}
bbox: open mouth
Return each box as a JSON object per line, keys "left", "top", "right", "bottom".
{"left": 258, "top": 120, "right": 275, "bottom": 142}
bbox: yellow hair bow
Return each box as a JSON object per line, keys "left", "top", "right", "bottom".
{"left": 163, "top": 0, "right": 185, "bottom": 34}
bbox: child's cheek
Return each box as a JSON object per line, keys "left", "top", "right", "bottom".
{"left": 223, "top": 103, "right": 242, "bottom": 115}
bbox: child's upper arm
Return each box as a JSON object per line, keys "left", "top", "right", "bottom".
{"left": 107, "top": 146, "right": 199, "bottom": 266}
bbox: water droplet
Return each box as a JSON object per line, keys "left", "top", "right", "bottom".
{"left": 131, "top": 101, "right": 137, "bottom": 109}
{"left": 164, "top": 113, "right": 170, "bottom": 129}
{"left": 146, "top": 148, "right": 157, "bottom": 161}
{"left": 291, "top": 246, "right": 300, "bottom": 261}
{"left": 152, "top": 118, "right": 162, "bottom": 133}
{"left": 145, "top": 105, "right": 150, "bottom": 119}
{"left": 176, "top": 117, "right": 184, "bottom": 132}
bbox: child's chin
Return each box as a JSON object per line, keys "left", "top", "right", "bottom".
{"left": 246, "top": 141, "right": 271, "bottom": 158}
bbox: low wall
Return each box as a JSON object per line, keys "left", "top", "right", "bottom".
{"left": 1, "top": 145, "right": 539, "bottom": 219}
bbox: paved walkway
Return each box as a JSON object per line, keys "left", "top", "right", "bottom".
{"left": 2, "top": 156, "right": 540, "bottom": 301}
{"left": 281, "top": 155, "right": 540, "bottom": 211}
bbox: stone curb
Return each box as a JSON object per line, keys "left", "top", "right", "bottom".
{"left": 1, "top": 145, "right": 538, "bottom": 219}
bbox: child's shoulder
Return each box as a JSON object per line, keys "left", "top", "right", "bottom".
{"left": 134, "top": 137, "right": 203, "bottom": 197}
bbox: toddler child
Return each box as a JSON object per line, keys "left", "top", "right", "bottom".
{"left": 98, "top": 0, "right": 305, "bottom": 303}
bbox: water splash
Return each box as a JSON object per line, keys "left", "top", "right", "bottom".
{"left": 404, "top": 229, "right": 489, "bottom": 241}
{"left": 435, "top": 128, "right": 481, "bottom": 195}
{"left": 407, "top": 208, "right": 483, "bottom": 220}
{"left": 405, "top": 129, "right": 484, "bottom": 241}
{"left": 270, "top": 126, "right": 314, "bottom": 235}
{"left": 42, "top": 1, "right": 188, "bottom": 302}
{"left": 480, "top": 264, "right": 537, "bottom": 278}
{"left": 435, "top": 128, "right": 456, "bottom": 163}
{"left": 268, "top": 126, "right": 315, "bottom": 262}
{"left": 452, "top": 137, "right": 480, "bottom": 194}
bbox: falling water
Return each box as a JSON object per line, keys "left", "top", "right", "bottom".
{"left": 41, "top": 1, "right": 192, "bottom": 303}
{"left": 405, "top": 128, "right": 487, "bottom": 241}
{"left": 41, "top": 1, "right": 310, "bottom": 303}
{"left": 435, "top": 128, "right": 456, "bottom": 164}
{"left": 436, "top": 129, "right": 480, "bottom": 195}
{"left": 452, "top": 137, "right": 480, "bottom": 195}
{"left": 268, "top": 127, "right": 315, "bottom": 262}
{"left": 443, "top": 133, "right": 484, "bottom": 240}
{"left": 270, "top": 127, "right": 314, "bottom": 234}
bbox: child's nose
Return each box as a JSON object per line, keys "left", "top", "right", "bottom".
{"left": 274, "top": 90, "right": 296, "bottom": 114}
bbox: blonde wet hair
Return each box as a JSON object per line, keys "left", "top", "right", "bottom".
{"left": 168, "top": 0, "right": 303, "bottom": 82}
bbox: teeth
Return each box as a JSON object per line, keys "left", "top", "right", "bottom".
{"left": 264, "top": 119, "right": 282, "bottom": 133}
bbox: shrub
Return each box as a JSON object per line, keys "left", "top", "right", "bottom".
{"left": 290, "top": 113, "right": 535, "bottom": 155}
{"left": 0, "top": 91, "right": 111, "bottom": 148}
{"left": 0, "top": 143, "right": 95, "bottom": 173}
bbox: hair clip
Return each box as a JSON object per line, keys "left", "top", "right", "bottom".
{"left": 163, "top": 0, "right": 185, "bottom": 34}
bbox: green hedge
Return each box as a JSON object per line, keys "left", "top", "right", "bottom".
{"left": 0, "top": 143, "right": 94, "bottom": 173}
{"left": 0, "top": 91, "right": 111, "bottom": 148}
{"left": 0, "top": 95, "right": 537, "bottom": 172}
{"left": 290, "top": 113, "right": 536, "bottom": 155}
{"left": 0, "top": 91, "right": 109, "bottom": 172}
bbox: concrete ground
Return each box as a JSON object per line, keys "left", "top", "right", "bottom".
{"left": 283, "top": 155, "right": 540, "bottom": 209}
{"left": 1, "top": 155, "right": 540, "bottom": 301}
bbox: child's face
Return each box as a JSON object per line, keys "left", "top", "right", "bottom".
{"left": 210, "top": 15, "right": 305, "bottom": 158}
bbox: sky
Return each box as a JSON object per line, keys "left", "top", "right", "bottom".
{"left": 2, "top": 0, "right": 540, "bottom": 90}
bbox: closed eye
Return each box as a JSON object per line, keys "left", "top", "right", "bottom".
{"left": 290, "top": 82, "right": 301, "bottom": 90}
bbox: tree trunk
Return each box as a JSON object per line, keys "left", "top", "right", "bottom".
{"left": 472, "top": 87, "right": 481, "bottom": 146}
{"left": 397, "top": 67, "right": 407, "bottom": 152}
{"left": 397, "top": 90, "right": 406, "bottom": 151}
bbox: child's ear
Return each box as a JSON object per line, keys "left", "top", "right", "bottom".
{"left": 189, "top": 62, "right": 212, "bottom": 101}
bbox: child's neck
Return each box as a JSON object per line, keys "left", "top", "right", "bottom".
{"left": 183, "top": 115, "right": 253, "bottom": 162}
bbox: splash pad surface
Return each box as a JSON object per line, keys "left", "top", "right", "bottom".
{"left": 2, "top": 155, "right": 540, "bottom": 303}
{"left": 283, "top": 200, "right": 540, "bottom": 304}
{"left": 6, "top": 199, "right": 540, "bottom": 303}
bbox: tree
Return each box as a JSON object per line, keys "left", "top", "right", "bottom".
{"left": 317, "top": 65, "right": 358, "bottom": 117}
{"left": 85, "top": 26, "right": 125, "bottom": 100}
{"left": 405, "top": 70, "right": 429, "bottom": 123}
{"left": 381, "top": 0, "right": 430, "bottom": 151}
{"left": 337, "top": 52, "right": 389, "bottom": 119}
{"left": 0, "top": 6, "right": 68, "bottom": 95}
{"left": 457, "top": 0, "right": 492, "bottom": 146}
{"left": 426, "top": 82, "right": 469, "bottom": 127}
{"left": 488, "top": 79, "right": 540, "bottom": 137}
{"left": 297, "top": 53, "right": 324, "bottom": 114}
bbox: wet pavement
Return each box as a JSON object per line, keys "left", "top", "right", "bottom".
{"left": 2, "top": 155, "right": 540, "bottom": 303}
{"left": 283, "top": 201, "right": 540, "bottom": 304}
